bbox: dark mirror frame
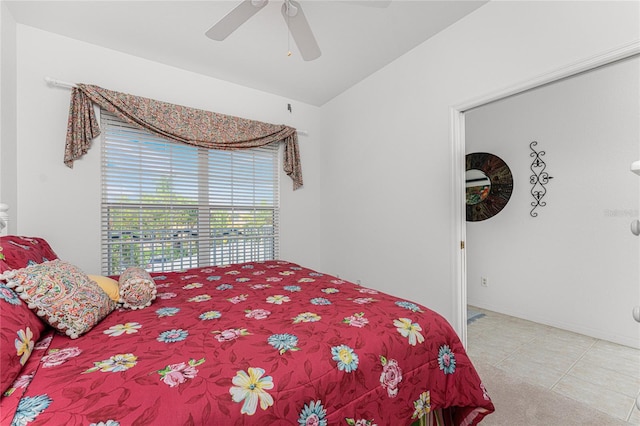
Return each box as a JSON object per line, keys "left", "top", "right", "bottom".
{"left": 465, "top": 152, "right": 514, "bottom": 222}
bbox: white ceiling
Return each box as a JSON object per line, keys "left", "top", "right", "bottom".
{"left": 5, "top": 0, "right": 488, "bottom": 106}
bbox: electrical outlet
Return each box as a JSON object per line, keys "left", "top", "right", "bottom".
{"left": 481, "top": 277, "right": 488, "bottom": 287}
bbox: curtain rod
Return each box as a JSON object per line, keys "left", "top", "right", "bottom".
{"left": 44, "top": 76, "right": 76, "bottom": 89}
{"left": 43, "top": 76, "right": 309, "bottom": 136}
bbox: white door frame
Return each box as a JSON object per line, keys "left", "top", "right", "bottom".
{"left": 451, "top": 41, "right": 640, "bottom": 347}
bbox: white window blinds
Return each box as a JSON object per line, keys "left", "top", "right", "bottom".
{"left": 100, "top": 112, "right": 279, "bottom": 275}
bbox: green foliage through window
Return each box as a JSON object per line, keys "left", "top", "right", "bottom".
{"left": 101, "top": 112, "right": 279, "bottom": 274}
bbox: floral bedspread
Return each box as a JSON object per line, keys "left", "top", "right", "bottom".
{"left": 1, "top": 260, "right": 493, "bottom": 425}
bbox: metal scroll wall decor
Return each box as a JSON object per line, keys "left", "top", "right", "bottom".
{"left": 529, "top": 141, "right": 553, "bottom": 217}
{"left": 465, "top": 152, "right": 514, "bottom": 222}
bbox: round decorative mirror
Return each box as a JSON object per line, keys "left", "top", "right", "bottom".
{"left": 465, "top": 169, "right": 491, "bottom": 205}
{"left": 465, "top": 152, "right": 513, "bottom": 222}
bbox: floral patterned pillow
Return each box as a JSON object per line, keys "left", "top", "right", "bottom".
{"left": 2, "top": 260, "right": 116, "bottom": 339}
{"left": 0, "top": 236, "right": 59, "bottom": 274}
{"left": 0, "top": 282, "right": 48, "bottom": 394}
{"left": 118, "top": 266, "right": 157, "bottom": 309}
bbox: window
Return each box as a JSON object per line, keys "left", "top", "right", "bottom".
{"left": 101, "top": 112, "right": 279, "bottom": 274}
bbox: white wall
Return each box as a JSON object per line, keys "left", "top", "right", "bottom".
{"left": 11, "top": 25, "right": 323, "bottom": 275}
{"left": 0, "top": 2, "right": 18, "bottom": 233}
{"left": 4, "top": 1, "right": 640, "bottom": 334}
{"left": 320, "top": 0, "right": 640, "bottom": 329}
{"left": 466, "top": 56, "right": 640, "bottom": 348}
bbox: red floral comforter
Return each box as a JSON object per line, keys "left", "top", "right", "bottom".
{"left": 1, "top": 260, "right": 493, "bottom": 425}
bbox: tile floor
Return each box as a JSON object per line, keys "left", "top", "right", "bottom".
{"left": 466, "top": 306, "right": 640, "bottom": 424}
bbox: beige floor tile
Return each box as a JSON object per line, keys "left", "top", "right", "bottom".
{"left": 580, "top": 348, "right": 640, "bottom": 378}
{"left": 590, "top": 339, "right": 640, "bottom": 367}
{"left": 468, "top": 307, "right": 640, "bottom": 424}
{"left": 467, "top": 346, "right": 512, "bottom": 367}
{"left": 568, "top": 358, "right": 640, "bottom": 398}
{"left": 552, "top": 374, "right": 635, "bottom": 421}
{"left": 528, "top": 339, "right": 593, "bottom": 364}
{"left": 489, "top": 326, "right": 539, "bottom": 345}
{"left": 504, "top": 343, "right": 586, "bottom": 374}
{"left": 532, "top": 330, "right": 597, "bottom": 354}
{"left": 628, "top": 402, "right": 640, "bottom": 424}
{"left": 472, "top": 331, "right": 529, "bottom": 354}
{"left": 592, "top": 338, "right": 640, "bottom": 353}
{"left": 494, "top": 356, "right": 566, "bottom": 388}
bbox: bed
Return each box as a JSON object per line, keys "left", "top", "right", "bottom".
{"left": 0, "top": 235, "right": 494, "bottom": 425}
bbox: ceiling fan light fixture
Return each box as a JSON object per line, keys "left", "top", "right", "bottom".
{"left": 281, "top": 0, "right": 321, "bottom": 61}
{"left": 283, "top": 0, "right": 298, "bottom": 17}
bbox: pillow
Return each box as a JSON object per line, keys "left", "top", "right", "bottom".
{"left": 118, "top": 267, "right": 157, "bottom": 309}
{"left": 88, "top": 275, "right": 120, "bottom": 302}
{"left": 0, "top": 236, "right": 59, "bottom": 274}
{"left": 2, "top": 260, "right": 116, "bottom": 339}
{"left": 0, "top": 282, "right": 48, "bottom": 395}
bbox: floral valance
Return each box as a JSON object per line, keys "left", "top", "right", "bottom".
{"left": 65, "top": 84, "right": 302, "bottom": 189}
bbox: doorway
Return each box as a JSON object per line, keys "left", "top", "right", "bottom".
{"left": 452, "top": 43, "right": 640, "bottom": 348}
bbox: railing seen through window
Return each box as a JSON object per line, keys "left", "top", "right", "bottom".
{"left": 101, "top": 112, "right": 280, "bottom": 275}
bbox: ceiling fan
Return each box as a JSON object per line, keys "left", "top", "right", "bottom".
{"left": 205, "top": 0, "right": 391, "bottom": 62}
{"left": 206, "top": 0, "right": 320, "bottom": 61}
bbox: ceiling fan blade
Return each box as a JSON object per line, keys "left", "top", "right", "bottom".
{"left": 281, "top": 0, "right": 321, "bottom": 61}
{"left": 205, "top": 0, "right": 269, "bottom": 41}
